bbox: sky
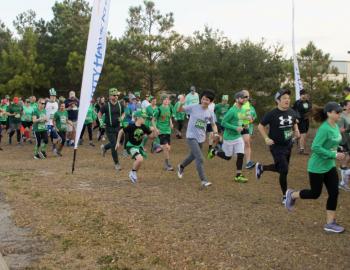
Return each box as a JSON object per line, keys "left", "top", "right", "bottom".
{"left": 1, "top": 0, "right": 349, "bottom": 60}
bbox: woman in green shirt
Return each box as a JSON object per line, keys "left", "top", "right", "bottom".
{"left": 285, "top": 102, "right": 345, "bottom": 233}
{"left": 21, "top": 99, "right": 34, "bottom": 144}
{"left": 32, "top": 98, "right": 49, "bottom": 159}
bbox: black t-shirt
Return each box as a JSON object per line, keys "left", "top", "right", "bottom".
{"left": 260, "top": 108, "right": 297, "bottom": 146}
{"left": 123, "top": 123, "right": 152, "bottom": 146}
{"left": 100, "top": 101, "right": 124, "bottom": 128}
{"left": 64, "top": 98, "right": 80, "bottom": 121}
{"left": 292, "top": 100, "right": 312, "bottom": 120}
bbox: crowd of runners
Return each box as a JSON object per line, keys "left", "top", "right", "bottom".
{"left": 1, "top": 86, "right": 350, "bottom": 233}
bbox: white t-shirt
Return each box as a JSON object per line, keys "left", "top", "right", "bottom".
{"left": 208, "top": 102, "right": 215, "bottom": 123}
{"left": 141, "top": 99, "right": 150, "bottom": 109}
{"left": 45, "top": 101, "right": 58, "bottom": 125}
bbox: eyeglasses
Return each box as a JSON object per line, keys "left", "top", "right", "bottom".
{"left": 242, "top": 96, "right": 249, "bottom": 99}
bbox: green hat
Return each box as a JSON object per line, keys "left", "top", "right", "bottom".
{"left": 109, "top": 88, "right": 120, "bottom": 96}
{"left": 134, "top": 109, "right": 147, "bottom": 119}
{"left": 161, "top": 94, "right": 168, "bottom": 101}
{"left": 222, "top": 95, "right": 229, "bottom": 101}
{"left": 49, "top": 88, "right": 57, "bottom": 96}
{"left": 134, "top": 91, "right": 141, "bottom": 97}
{"left": 149, "top": 95, "right": 155, "bottom": 101}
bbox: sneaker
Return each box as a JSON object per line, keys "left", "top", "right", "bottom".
{"left": 255, "top": 162, "right": 263, "bottom": 180}
{"left": 0, "top": 147, "right": 3, "bottom": 151}
{"left": 38, "top": 152, "right": 46, "bottom": 159}
{"left": 201, "top": 181, "right": 212, "bottom": 188}
{"left": 207, "top": 148, "right": 215, "bottom": 159}
{"left": 164, "top": 164, "right": 174, "bottom": 171}
{"left": 128, "top": 170, "right": 137, "bottom": 184}
{"left": 281, "top": 195, "right": 286, "bottom": 205}
{"left": 89, "top": 142, "right": 95, "bottom": 147}
{"left": 339, "top": 168, "right": 347, "bottom": 183}
{"left": 56, "top": 151, "right": 63, "bottom": 157}
{"left": 299, "top": 149, "right": 309, "bottom": 155}
{"left": 245, "top": 160, "right": 256, "bottom": 169}
{"left": 177, "top": 164, "right": 184, "bottom": 179}
{"left": 285, "top": 189, "right": 296, "bottom": 211}
{"left": 114, "top": 163, "right": 121, "bottom": 171}
{"left": 323, "top": 221, "right": 345, "bottom": 233}
{"left": 101, "top": 136, "right": 106, "bottom": 141}
{"left": 339, "top": 183, "right": 350, "bottom": 191}
{"left": 34, "top": 154, "right": 41, "bottom": 160}
{"left": 42, "top": 152, "right": 47, "bottom": 158}
{"left": 53, "top": 148, "right": 59, "bottom": 157}
{"left": 100, "top": 145, "right": 106, "bottom": 157}
{"left": 234, "top": 175, "right": 248, "bottom": 183}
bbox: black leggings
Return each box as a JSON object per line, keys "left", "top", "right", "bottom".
{"left": 177, "top": 120, "right": 184, "bottom": 132}
{"left": 34, "top": 131, "right": 48, "bottom": 147}
{"left": 58, "top": 131, "right": 66, "bottom": 146}
{"left": 300, "top": 167, "right": 339, "bottom": 211}
{"left": 217, "top": 151, "right": 244, "bottom": 171}
{"left": 80, "top": 123, "right": 93, "bottom": 141}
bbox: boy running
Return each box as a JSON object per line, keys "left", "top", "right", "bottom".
{"left": 53, "top": 102, "right": 70, "bottom": 156}
{"left": 116, "top": 110, "right": 158, "bottom": 183}
{"left": 32, "top": 99, "right": 49, "bottom": 159}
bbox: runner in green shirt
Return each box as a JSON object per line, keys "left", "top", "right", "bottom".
{"left": 53, "top": 102, "right": 71, "bottom": 156}
{"left": 154, "top": 95, "right": 174, "bottom": 171}
{"left": 79, "top": 102, "right": 97, "bottom": 146}
{"left": 214, "top": 95, "right": 230, "bottom": 133}
{"left": 143, "top": 96, "right": 161, "bottom": 153}
{"left": 7, "top": 97, "right": 23, "bottom": 145}
{"left": 208, "top": 91, "right": 248, "bottom": 183}
{"left": 285, "top": 102, "right": 345, "bottom": 233}
{"left": 174, "top": 95, "right": 186, "bottom": 139}
{"left": 0, "top": 100, "right": 8, "bottom": 150}
{"left": 21, "top": 99, "right": 34, "bottom": 144}
{"left": 32, "top": 98, "right": 49, "bottom": 159}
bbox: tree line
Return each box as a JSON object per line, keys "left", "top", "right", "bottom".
{"left": 0, "top": 0, "right": 347, "bottom": 114}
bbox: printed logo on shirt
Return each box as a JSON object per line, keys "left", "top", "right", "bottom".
{"left": 195, "top": 119, "right": 206, "bottom": 130}
{"left": 134, "top": 128, "right": 144, "bottom": 142}
{"left": 279, "top": 116, "right": 293, "bottom": 127}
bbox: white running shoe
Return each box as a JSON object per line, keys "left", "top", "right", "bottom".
{"left": 128, "top": 170, "right": 137, "bottom": 184}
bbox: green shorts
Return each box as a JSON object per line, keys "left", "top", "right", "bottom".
{"left": 127, "top": 146, "right": 147, "bottom": 159}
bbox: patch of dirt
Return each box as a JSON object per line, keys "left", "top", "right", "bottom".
{"left": 0, "top": 128, "right": 349, "bottom": 269}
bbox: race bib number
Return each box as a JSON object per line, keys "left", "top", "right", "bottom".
{"left": 195, "top": 119, "right": 206, "bottom": 130}
{"left": 38, "top": 122, "right": 46, "bottom": 130}
{"left": 284, "top": 129, "right": 293, "bottom": 140}
{"left": 60, "top": 116, "right": 67, "bottom": 124}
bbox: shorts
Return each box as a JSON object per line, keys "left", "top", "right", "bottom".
{"left": 47, "top": 125, "right": 59, "bottom": 139}
{"left": 270, "top": 144, "right": 292, "bottom": 174}
{"left": 206, "top": 123, "right": 213, "bottom": 133}
{"left": 298, "top": 119, "right": 309, "bottom": 134}
{"left": 67, "top": 121, "right": 77, "bottom": 132}
{"left": 241, "top": 127, "right": 249, "bottom": 135}
{"left": 127, "top": 146, "right": 146, "bottom": 159}
{"left": 21, "top": 121, "right": 33, "bottom": 128}
{"left": 222, "top": 137, "right": 245, "bottom": 157}
{"left": 159, "top": 134, "right": 171, "bottom": 145}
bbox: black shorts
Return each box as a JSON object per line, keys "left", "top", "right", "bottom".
{"left": 21, "top": 121, "right": 33, "bottom": 128}
{"left": 241, "top": 128, "right": 249, "bottom": 135}
{"left": 159, "top": 134, "right": 171, "bottom": 145}
{"left": 206, "top": 123, "right": 213, "bottom": 133}
{"left": 0, "top": 121, "right": 7, "bottom": 127}
{"left": 298, "top": 119, "right": 309, "bottom": 134}
{"left": 216, "top": 123, "right": 224, "bottom": 133}
{"left": 270, "top": 144, "right": 292, "bottom": 174}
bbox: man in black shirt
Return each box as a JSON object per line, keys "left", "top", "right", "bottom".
{"left": 65, "top": 91, "right": 80, "bottom": 146}
{"left": 292, "top": 89, "right": 312, "bottom": 155}
{"left": 255, "top": 89, "right": 300, "bottom": 204}
{"left": 98, "top": 88, "right": 124, "bottom": 171}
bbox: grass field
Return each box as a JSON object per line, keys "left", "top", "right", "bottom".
{"left": 0, "top": 130, "right": 350, "bottom": 270}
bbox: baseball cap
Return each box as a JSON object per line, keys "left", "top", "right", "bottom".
{"left": 161, "top": 95, "right": 168, "bottom": 101}
{"left": 324, "top": 102, "right": 342, "bottom": 113}
{"left": 234, "top": 91, "right": 246, "bottom": 100}
{"left": 274, "top": 89, "right": 291, "bottom": 101}
{"left": 49, "top": 88, "right": 57, "bottom": 96}
{"left": 109, "top": 88, "right": 120, "bottom": 96}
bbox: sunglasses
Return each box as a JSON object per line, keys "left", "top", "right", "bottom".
{"left": 40, "top": 103, "right": 45, "bottom": 105}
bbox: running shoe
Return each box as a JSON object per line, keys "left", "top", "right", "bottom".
{"left": 38, "top": 151, "right": 46, "bottom": 159}
{"left": 234, "top": 175, "right": 248, "bottom": 183}
{"left": 323, "top": 221, "right": 345, "bottom": 233}
{"left": 33, "top": 154, "right": 41, "bottom": 160}
{"left": 339, "top": 183, "right": 350, "bottom": 191}
{"left": 255, "top": 162, "right": 263, "bottom": 180}
{"left": 42, "top": 152, "right": 47, "bottom": 158}
{"left": 100, "top": 144, "right": 106, "bottom": 157}
{"left": 177, "top": 164, "right": 184, "bottom": 179}
{"left": 285, "top": 189, "right": 296, "bottom": 211}
{"left": 164, "top": 164, "right": 174, "bottom": 171}
{"left": 114, "top": 163, "right": 121, "bottom": 171}
{"left": 245, "top": 160, "right": 256, "bottom": 169}
{"left": 207, "top": 148, "right": 215, "bottom": 159}
{"left": 0, "top": 147, "right": 3, "bottom": 151}
{"left": 128, "top": 170, "right": 137, "bottom": 184}
{"left": 53, "top": 148, "right": 59, "bottom": 157}
{"left": 89, "top": 142, "right": 95, "bottom": 147}
{"left": 201, "top": 181, "right": 212, "bottom": 188}
{"left": 281, "top": 195, "right": 286, "bottom": 205}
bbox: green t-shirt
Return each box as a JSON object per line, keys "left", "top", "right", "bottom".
{"left": 21, "top": 105, "right": 34, "bottom": 122}
{"left": 214, "top": 103, "right": 230, "bottom": 125}
{"left": 155, "top": 105, "right": 172, "bottom": 134}
{"left": 54, "top": 110, "right": 69, "bottom": 132}
{"left": 33, "top": 108, "right": 47, "bottom": 132}
{"left": 30, "top": 102, "right": 38, "bottom": 111}
{"left": 173, "top": 102, "right": 186, "bottom": 121}
{"left": 0, "top": 104, "right": 8, "bottom": 122}
{"left": 7, "top": 103, "right": 22, "bottom": 124}
{"left": 308, "top": 121, "right": 342, "bottom": 173}
{"left": 85, "top": 105, "right": 97, "bottom": 125}
{"left": 222, "top": 105, "right": 243, "bottom": 140}
{"left": 145, "top": 105, "right": 157, "bottom": 128}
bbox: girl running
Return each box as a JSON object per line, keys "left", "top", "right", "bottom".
{"left": 53, "top": 102, "right": 70, "bottom": 156}
{"left": 285, "top": 102, "right": 345, "bottom": 233}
